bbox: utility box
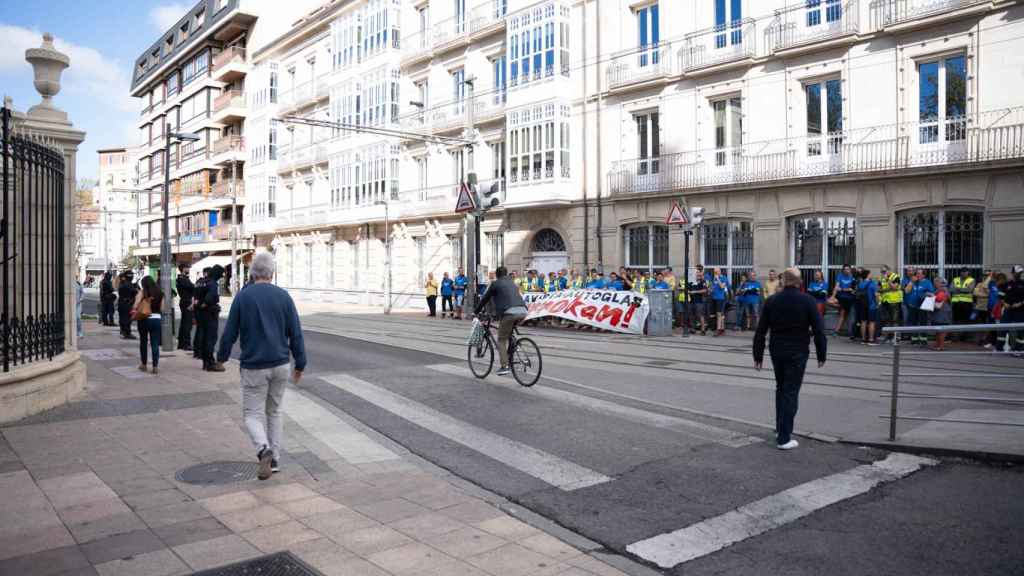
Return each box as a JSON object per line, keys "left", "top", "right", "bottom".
{"left": 646, "top": 289, "right": 674, "bottom": 337}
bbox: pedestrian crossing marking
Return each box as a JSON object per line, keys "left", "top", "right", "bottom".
{"left": 625, "top": 452, "right": 937, "bottom": 568}
{"left": 426, "top": 364, "right": 761, "bottom": 448}
{"left": 284, "top": 390, "right": 400, "bottom": 464}
{"left": 320, "top": 373, "right": 613, "bottom": 491}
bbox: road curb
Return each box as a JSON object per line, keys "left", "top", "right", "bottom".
{"left": 839, "top": 439, "right": 1024, "bottom": 464}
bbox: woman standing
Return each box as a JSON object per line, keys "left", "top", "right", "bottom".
{"left": 135, "top": 276, "right": 164, "bottom": 374}
{"left": 930, "top": 276, "right": 952, "bottom": 351}
{"left": 425, "top": 272, "right": 439, "bottom": 317}
{"left": 808, "top": 270, "right": 829, "bottom": 319}
{"left": 711, "top": 268, "right": 730, "bottom": 336}
{"left": 832, "top": 265, "right": 856, "bottom": 336}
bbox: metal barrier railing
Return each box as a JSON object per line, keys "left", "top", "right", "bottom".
{"left": 880, "top": 323, "right": 1024, "bottom": 441}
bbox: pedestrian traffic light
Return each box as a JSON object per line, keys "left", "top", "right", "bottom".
{"left": 482, "top": 181, "right": 501, "bottom": 210}
{"left": 690, "top": 206, "right": 705, "bottom": 226}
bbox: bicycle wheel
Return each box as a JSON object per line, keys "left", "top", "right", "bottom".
{"left": 510, "top": 337, "right": 542, "bottom": 387}
{"left": 467, "top": 335, "right": 494, "bottom": 379}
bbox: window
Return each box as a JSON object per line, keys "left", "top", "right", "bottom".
{"left": 807, "top": 0, "right": 842, "bottom": 27}
{"left": 715, "top": 0, "right": 742, "bottom": 48}
{"left": 452, "top": 68, "right": 465, "bottom": 115}
{"left": 455, "top": 0, "right": 467, "bottom": 34}
{"left": 492, "top": 141, "right": 506, "bottom": 185}
{"left": 285, "top": 245, "right": 295, "bottom": 286}
{"left": 635, "top": 111, "right": 660, "bottom": 175}
{"left": 194, "top": 9, "right": 205, "bottom": 28}
{"left": 165, "top": 72, "right": 180, "bottom": 98}
{"left": 790, "top": 215, "right": 856, "bottom": 288}
{"left": 624, "top": 224, "right": 669, "bottom": 272}
{"left": 637, "top": 4, "right": 660, "bottom": 67}
{"left": 509, "top": 6, "right": 567, "bottom": 86}
{"left": 805, "top": 78, "right": 842, "bottom": 156}
{"left": 269, "top": 120, "right": 278, "bottom": 161}
{"left": 918, "top": 54, "right": 966, "bottom": 144}
{"left": 179, "top": 23, "right": 189, "bottom": 44}
{"left": 352, "top": 240, "right": 360, "bottom": 288}
{"left": 489, "top": 232, "right": 505, "bottom": 268}
{"left": 701, "top": 221, "right": 753, "bottom": 287}
{"left": 899, "top": 209, "right": 983, "bottom": 284}
{"left": 182, "top": 50, "right": 209, "bottom": 85}
{"left": 416, "top": 157, "right": 429, "bottom": 200}
{"left": 451, "top": 236, "right": 463, "bottom": 271}
{"left": 493, "top": 57, "right": 507, "bottom": 103}
{"left": 713, "top": 97, "right": 742, "bottom": 166}
{"left": 415, "top": 237, "right": 426, "bottom": 287}
{"left": 306, "top": 244, "right": 314, "bottom": 286}
{"left": 508, "top": 103, "right": 569, "bottom": 184}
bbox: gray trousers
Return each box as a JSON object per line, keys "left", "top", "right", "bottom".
{"left": 241, "top": 364, "right": 290, "bottom": 456}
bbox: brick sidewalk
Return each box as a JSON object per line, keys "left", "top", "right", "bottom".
{"left": 0, "top": 323, "right": 633, "bottom": 576}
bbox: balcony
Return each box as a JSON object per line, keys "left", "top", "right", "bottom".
{"left": 278, "top": 76, "right": 330, "bottom": 115}
{"left": 277, "top": 143, "right": 328, "bottom": 174}
{"left": 767, "top": 0, "right": 860, "bottom": 56}
{"left": 608, "top": 107, "right": 1024, "bottom": 195}
{"left": 430, "top": 102, "right": 470, "bottom": 134}
{"left": 210, "top": 224, "right": 234, "bottom": 240}
{"left": 607, "top": 44, "right": 674, "bottom": 91}
{"left": 211, "top": 179, "right": 244, "bottom": 198}
{"left": 678, "top": 19, "right": 757, "bottom": 75}
{"left": 211, "top": 136, "right": 245, "bottom": 165}
{"left": 401, "top": 1, "right": 507, "bottom": 65}
{"left": 869, "top": 0, "right": 991, "bottom": 32}
{"left": 212, "top": 46, "right": 247, "bottom": 82}
{"left": 474, "top": 95, "right": 506, "bottom": 124}
{"left": 211, "top": 90, "right": 246, "bottom": 124}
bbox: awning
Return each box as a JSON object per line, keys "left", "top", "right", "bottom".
{"left": 187, "top": 255, "right": 233, "bottom": 283}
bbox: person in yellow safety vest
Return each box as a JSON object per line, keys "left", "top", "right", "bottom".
{"left": 951, "top": 268, "right": 977, "bottom": 341}
{"left": 516, "top": 271, "right": 530, "bottom": 293}
{"left": 571, "top": 270, "right": 584, "bottom": 289}
{"left": 546, "top": 272, "right": 559, "bottom": 293}
{"left": 635, "top": 271, "right": 648, "bottom": 294}
{"left": 877, "top": 265, "right": 903, "bottom": 342}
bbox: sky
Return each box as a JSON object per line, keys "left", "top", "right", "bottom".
{"left": 0, "top": 0, "right": 196, "bottom": 183}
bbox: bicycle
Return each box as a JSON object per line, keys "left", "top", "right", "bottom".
{"left": 467, "top": 315, "right": 543, "bottom": 387}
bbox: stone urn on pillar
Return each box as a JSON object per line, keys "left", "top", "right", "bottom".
{"left": 25, "top": 32, "right": 71, "bottom": 123}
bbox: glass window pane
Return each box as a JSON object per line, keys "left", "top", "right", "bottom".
{"left": 943, "top": 211, "right": 983, "bottom": 269}
{"left": 806, "top": 83, "right": 822, "bottom": 137}
{"left": 652, "top": 226, "right": 669, "bottom": 267}
{"left": 628, "top": 227, "right": 650, "bottom": 267}
{"left": 732, "top": 221, "right": 753, "bottom": 267}
{"left": 703, "top": 223, "right": 729, "bottom": 267}
{"left": 945, "top": 55, "right": 966, "bottom": 118}
{"left": 919, "top": 61, "right": 939, "bottom": 122}
{"left": 826, "top": 216, "right": 856, "bottom": 270}
{"left": 793, "top": 217, "right": 823, "bottom": 267}
{"left": 826, "top": 79, "right": 842, "bottom": 133}
{"left": 901, "top": 212, "right": 939, "bottom": 269}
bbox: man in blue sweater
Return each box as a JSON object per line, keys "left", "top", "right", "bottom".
{"left": 217, "top": 252, "right": 307, "bottom": 480}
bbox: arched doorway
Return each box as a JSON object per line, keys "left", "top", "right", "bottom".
{"left": 530, "top": 228, "right": 568, "bottom": 276}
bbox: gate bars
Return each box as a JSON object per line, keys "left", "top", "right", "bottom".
{"left": 1, "top": 106, "right": 67, "bottom": 372}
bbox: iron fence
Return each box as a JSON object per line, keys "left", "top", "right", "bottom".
{"left": 1, "top": 106, "right": 67, "bottom": 372}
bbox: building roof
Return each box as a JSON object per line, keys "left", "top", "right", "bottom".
{"left": 97, "top": 147, "right": 127, "bottom": 154}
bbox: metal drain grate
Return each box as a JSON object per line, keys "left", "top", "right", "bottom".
{"left": 175, "top": 461, "right": 260, "bottom": 485}
{"left": 189, "top": 551, "right": 324, "bottom": 576}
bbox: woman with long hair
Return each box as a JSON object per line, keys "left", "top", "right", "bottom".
{"left": 135, "top": 276, "right": 165, "bottom": 374}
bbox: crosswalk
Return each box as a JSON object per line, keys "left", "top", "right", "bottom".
{"left": 284, "top": 389, "right": 401, "bottom": 464}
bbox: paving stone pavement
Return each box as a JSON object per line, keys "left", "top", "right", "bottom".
{"left": 0, "top": 323, "right": 632, "bottom": 576}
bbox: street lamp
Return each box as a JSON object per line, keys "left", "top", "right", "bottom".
{"left": 162, "top": 124, "right": 200, "bottom": 352}
{"left": 374, "top": 200, "right": 392, "bottom": 314}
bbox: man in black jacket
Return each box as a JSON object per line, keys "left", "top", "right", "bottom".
{"left": 197, "top": 265, "right": 225, "bottom": 371}
{"left": 474, "top": 266, "right": 528, "bottom": 377}
{"left": 117, "top": 271, "right": 137, "bottom": 339}
{"left": 99, "top": 272, "right": 116, "bottom": 326}
{"left": 193, "top": 268, "right": 210, "bottom": 358}
{"left": 176, "top": 265, "right": 195, "bottom": 351}
{"left": 753, "top": 267, "right": 827, "bottom": 450}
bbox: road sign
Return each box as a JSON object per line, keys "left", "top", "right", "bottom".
{"left": 455, "top": 182, "right": 476, "bottom": 213}
{"left": 666, "top": 201, "right": 689, "bottom": 226}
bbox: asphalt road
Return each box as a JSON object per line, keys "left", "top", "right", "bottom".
{"left": 81, "top": 293, "right": 1024, "bottom": 574}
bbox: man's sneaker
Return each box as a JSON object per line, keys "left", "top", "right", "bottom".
{"left": 983, "top": 343, "right": 994, "bottom": 350}
{"left": 257, "top": 448, "right": 273, "bottom": 481}
{"left": 208, "top": 362, "right": 226, "bottom": 372}
{"left": 496, "top": 367, "right": 511, "bottom": 376}
{"left": 271, "top": 459, "right": 280, "bottom": 473}
{"left": 777, "top": 440, "right": 799, "bottom": 450}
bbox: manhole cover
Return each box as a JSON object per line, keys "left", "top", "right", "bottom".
{"left": 190, "top": 551, "right": 324, "bottom": 576}
{"left": 176, "top": 461, "right": 259, "bottom": 485}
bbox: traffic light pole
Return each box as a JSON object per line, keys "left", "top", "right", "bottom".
{"left": 462, "top": 77, "right": 479, "bottom": 317}
{"left": 682, "top": 227, "right": 691, "bottom": 338}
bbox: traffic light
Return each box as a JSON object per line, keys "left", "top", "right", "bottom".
{"left": 466, "top": 172, "right": 501, "bottom": 213}
{"left": 482, "top": 181, "right": 501, "bottom": 210}
{"left": 690, "top": 206, "right": 705, "bottom": 226}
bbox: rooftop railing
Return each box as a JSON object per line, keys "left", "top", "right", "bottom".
{"left": 609, "top": 107, "right": 1024, "bottom": 195}
{"left": 766, "top": 0, "right": 860, "bottom": 53}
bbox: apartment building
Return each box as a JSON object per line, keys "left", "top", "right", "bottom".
{"left": 91, "top": 147, "right": 140, "bottom": 273}
{"left": 596, "top": 0, "right": 1024, "bottom": 286}
{"left": 129, "top": 0, "right": 255, "bottom": 281}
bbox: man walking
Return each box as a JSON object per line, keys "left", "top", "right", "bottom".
{"left": 117, "top": 270, "right": 137, "bottom": 339}
{"left": 100, "top": 271, "right": 116, "bottom": 326}
{"left": 198, "top": 265, "right": 225, "bottom": 371}
{"left": 217, "top": 252, "right": 306, "bottom": 480}
{"left": 754, "top": 268, "right": 827, "bottom": 450}
{"left": 176, "top": 265, "right": 195, "bottom": 351}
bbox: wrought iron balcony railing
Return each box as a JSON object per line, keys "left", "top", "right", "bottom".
{"left": 609, "top": 107, "right": 1024, "bottom": 195}
{"left": 766, "top": 0, "right": 860, "bottom": 53}
{"left": 607, "top": 44, "right": 674, "bottom": 89}
{"left": 678, "top": 19, "right": 757, "bottom": 74}
{"left": 869, "top": 0, "right": 990, "bottom": 30}
{"left": 402, "top": 0, "right": 507, "bottom": 62}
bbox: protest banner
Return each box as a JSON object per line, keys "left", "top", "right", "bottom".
{"left": 523, "top": 289, "right": 649, "bottom": 334}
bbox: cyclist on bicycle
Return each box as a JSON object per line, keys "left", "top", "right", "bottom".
{"left": 474, "top": 266, "right": 528, "bottom": 376}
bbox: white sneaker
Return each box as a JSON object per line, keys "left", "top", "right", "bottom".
{"left": 496, "top": 367, "right": 511, "bottom": 376}
{"left": 777, "top": 440, "right": 799, "bottom": 450}
{"left": 983, "top": 343, "right": 994, "bottom": 350}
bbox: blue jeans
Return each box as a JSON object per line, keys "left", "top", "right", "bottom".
{"left": 138, "top": 317, "right": 162, "bottom": 367}
{"left": 737, "top": 300, "right": 758, "bottom": 329}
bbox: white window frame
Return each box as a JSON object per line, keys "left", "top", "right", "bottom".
{"left": 634, "top": 110, "right": 660, "bottom": 175}
{"left": 711, "top": 96, "right": 742, "bottom": 168}
{"left": 803, "top": 77, "right": 843, "bottom": 158}
{"left": 916, "top": 52, "right": 967, "bottom": 147}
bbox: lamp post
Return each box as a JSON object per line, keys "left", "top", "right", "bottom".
{"left": 162, "top": 124, "right": 200, "bottom": 352}
{"left": 374, "top": 200, "right": 391, "bottom": 314}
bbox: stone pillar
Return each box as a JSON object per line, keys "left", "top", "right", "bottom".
{"left": 0, "top": 33, "right": 87, "bottom": 423}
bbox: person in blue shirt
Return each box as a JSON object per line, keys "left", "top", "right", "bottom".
{"left": 586, "top": 269, "right": 607, "bottom": 289}
{"left": 808, "top": 270, "right": 829, "bottom": 318}
{"left": 557, "top": 269, "right": 569, "bottom": 291}
{"left": 453, "top": 268, "right": 468, "bottom": 319}
{"left": 857, "top": 269, "right": 880, "bottom": 345}
{"left": 710, "top": 267, "right": 731, "bottom": 336}
{"left": 737, "top": 271, "right": 763, "bottom": 331}
{"left": 440, "top": 272, "right": 455, "bottom": 319}
{"left": 651, "top": 272, "right": 670, "bottom": 290}
{"left": 903, "top": 268, "right": 935, "bottom": 345}
{"left": 832, "top": 265, "right": 856, "bottom": 336}
{"left": 608, "top": 272, "right": 625, "bottom": 291}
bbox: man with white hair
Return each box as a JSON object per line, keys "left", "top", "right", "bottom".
{"left": 217, "top": 252, "right": 307, "bottom": 480}
{"left": 753, "top": 267, "right": 827, "bottom": 450}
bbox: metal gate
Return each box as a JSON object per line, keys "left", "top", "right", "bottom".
{"left": 1, "top": 107, "right": 67, "bottom": 372}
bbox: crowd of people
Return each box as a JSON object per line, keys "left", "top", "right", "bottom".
{"left": 417, "top": 262, "right": 1024, "bottom": 351}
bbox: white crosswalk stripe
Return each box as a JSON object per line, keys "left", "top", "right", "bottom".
{"left": 625, "top": 452, "right": 938, "bottom": 568}
{"left": 283, "top": 389, "right": 400, "bottom": 464}
{"left": 426, "top": 364, "right": 761, "bottom": 448}
{"left": 320, "top": 373, "right": 613, "bottom": 491}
